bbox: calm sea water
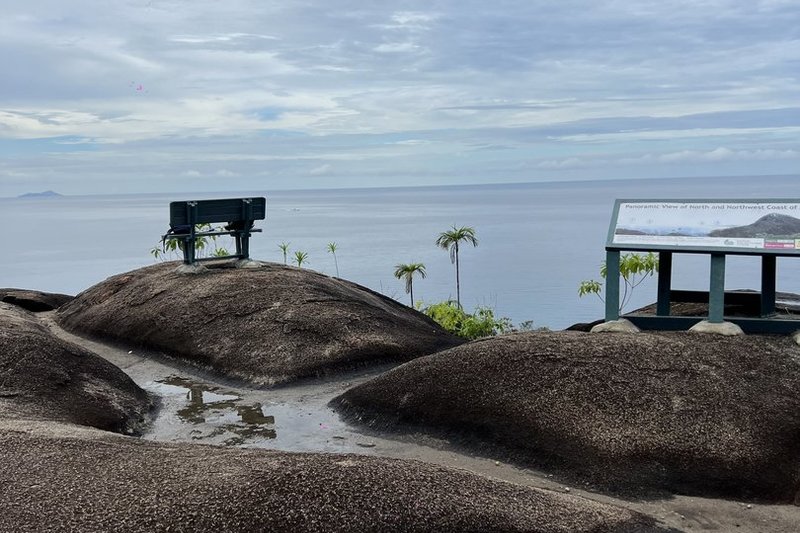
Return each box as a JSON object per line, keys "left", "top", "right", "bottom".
{"left": 2, "top": 175, "right": 799, "bottom": 329}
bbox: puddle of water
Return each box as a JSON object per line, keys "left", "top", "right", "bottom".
{"left": 141, "top": 372, "right": 387, "bottom": 453}
{"left": 145, "top": 375, "right": 276, "bottom": 446}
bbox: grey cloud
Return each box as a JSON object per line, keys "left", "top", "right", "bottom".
{"left": 1, "top": 0, "right": 799, "bottom": 195}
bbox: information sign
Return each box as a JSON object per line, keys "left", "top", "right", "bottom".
{"left": 608, "top": 200, "right": 800, "bottom": 254}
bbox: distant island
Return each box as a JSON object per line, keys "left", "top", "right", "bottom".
{"left": 18, "top": 190, "right": 62, "bottom": 199}
{"left": 709, "top": 213, "right": 800, "bottom": 238}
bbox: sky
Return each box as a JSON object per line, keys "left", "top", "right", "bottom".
{"left": 1, "top": 0, "right": 798, "bottom": 196}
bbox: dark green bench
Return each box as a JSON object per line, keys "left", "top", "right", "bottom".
{"left": 164, "top": 197, "right": 266, "bottom": 265}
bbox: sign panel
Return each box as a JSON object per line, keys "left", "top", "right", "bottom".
{"left": 608, "top": 200, "right": 800, "bottom": 253}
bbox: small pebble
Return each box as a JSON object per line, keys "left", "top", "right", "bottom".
{"left": 494, "top": 461, "right": 500, "bottom": 466}
{"left": 356, "top": 442, "right": 376, "bottom": 448}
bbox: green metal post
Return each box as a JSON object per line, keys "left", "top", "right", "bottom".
{"left": 708, "top": 253, "right": 726, "bottom": 323}
{"left": 656, "top": 251, "right": 673, "bottom": 316}
{"left": 605, "top": 250, "right": 621, "bottom": 321}
{"left": 761, "top": 255, "right": 777, "bottom": 317}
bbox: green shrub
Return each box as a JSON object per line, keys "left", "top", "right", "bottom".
{"left": 422, "top": 301, "right": 512, "bottom": 340}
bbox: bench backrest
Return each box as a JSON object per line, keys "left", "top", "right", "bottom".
{"left": 169, "top": 197, "right": 266, "bottom": 226}
{"left": 607, "top": 198, "right": 800, "bottom": 256}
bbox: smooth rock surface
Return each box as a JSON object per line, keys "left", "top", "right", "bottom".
{"left": 688, "top": 320, "right": 745, "bottom": 336}
{"left": 57, "top": 262, "right": 463, "bottom": 386}
{"left": 0, "top": 419, "right": 673, "bottom": 533}
{"left": 333, "top": 330, "right": 800, "bottom": 501}
{"left": 590, "top": 318, "right": 640, "bottom": 333}
{"left": 0, "top": 288, "right": 73, "bottom": 312}
{"left": 0, "top": 303, "right": 151, "bottom": 433}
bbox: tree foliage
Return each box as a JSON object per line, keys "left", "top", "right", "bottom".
{"left": 393, "top": 263, "right": 426, "bottom": 306}
{"left": 435, "top": 225, "right": 478, "bottom": 308}
{"left": 278, "top": 242, "right": 291, "bottom": 264}
{"left": 327, "top": 242, "right": 339, "bottom": 277}
{"left": 579, "top": 252, "right": 659, "bottom": 312}
{"left": 293, "top": 250, "right": 309, "bottom": 267}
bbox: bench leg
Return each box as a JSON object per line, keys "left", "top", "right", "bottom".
{"left": 185, "top": 237, "right": 197, "bottom": 265}
{"left": 241, "top": 233, "right": 251, "bottom": 260}
{"left": 234, "top": 233, "right": 243, "bottom": 257}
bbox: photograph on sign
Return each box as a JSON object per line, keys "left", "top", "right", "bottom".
{"left": 612, "top": 201, "right": 800, "bottom": 251}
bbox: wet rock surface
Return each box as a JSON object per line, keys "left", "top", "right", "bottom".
{"left": 333, "top": 330, "right": 800, "bottom": 502}
{"left": 0, "top": 418, "right": 672, "bottom": 533}
{"left": 0, "top": 288, "right": 73, "bottom": 312}
{"left": 0, "top": 303, "right": 151, "bottom": 434}
{"left": 56, "top": 262, "right": 463, "bottom": 386}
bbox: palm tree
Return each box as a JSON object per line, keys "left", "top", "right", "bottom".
{"left": 435, "top": 225, "right": 478, "bottom": 308}
{"left": 327, "top": 242, "right": 339, "bottom": 277}
{"left": 293, "top": 251, "right": 308, "bottom": 267}
{"left": 394, "top": 263, "right": 426, "bottom": 306}
{"left": 278, "top": 242, "right": 290, "bottom": 264}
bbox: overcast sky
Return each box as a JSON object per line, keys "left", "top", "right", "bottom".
{"left": 1, "top": 0, "right": 798, "bottom": 196}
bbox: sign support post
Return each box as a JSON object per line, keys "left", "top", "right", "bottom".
{"left": 708, "top": 253, "right": 726, "bottom": 324}
{"left": 656, "top": 251, "right": 673, "bottom": 316}
{"left": 761, "top": 256, "right": 777, "bottom": 317}
{"left": 605, "top": 250, "right": 620, "bottom": 321}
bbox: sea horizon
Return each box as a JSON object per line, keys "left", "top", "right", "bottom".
{"left": 5, "top": 172, "right": 799, "bottom": 200}
{"left": 3, "top": 173, "right": 800, "bottom": 330}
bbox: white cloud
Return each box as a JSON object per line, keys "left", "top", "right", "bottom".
{"left": 309, "top": 163, "right": 332, "bottom": 175}
{"left": 374, "top": 42, "right": 419, "bottom": 53}
{"left": 0, "top": 0, "right": 798, "bottom": 195}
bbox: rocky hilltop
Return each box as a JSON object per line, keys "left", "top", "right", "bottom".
{"left": 333, "top": 330, "right": 800, "bottom": 502}
{"left": 57, "top": 262, "right": 463, "bottom": 386}
{"left": 709, "top": 212, "right": 800, "bottom": 238}
{"left": 0, "top": 283, "right": 673, "bottom": 533}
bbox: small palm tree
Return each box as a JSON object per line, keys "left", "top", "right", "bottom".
{"left": 394, "top": 263, "right": 426, "bottom": 306}
{"left": 435, "top": 225, "right": 478, "bottom": 308}
{"left": 293, "top": 251, "right": 308, "bottom": 267}
{"left": 278, "top": 242, "right": 290, "bottom": 264}
{"left": 327, "top": 242, "right": 339, "bottom": 277}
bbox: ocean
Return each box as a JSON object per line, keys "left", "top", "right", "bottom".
{"left": 2, "top": 174, "right": 799, "bottom": 330}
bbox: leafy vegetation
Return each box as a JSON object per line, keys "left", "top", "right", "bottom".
{"left": 435, "top": 225, "right": 478, "bottom": 308}
{"left": 393, "top": 263, "right": 426, "bottom": 306}
{"left": 278, "top": 242, "right": 291, "bottom": 264}
{"left": 422, "top": 301, "right": 511, "bottom": 340}
{"left": 293, "top": 250, "right": 309, "bottom": 267}
{"left": 327, "top": 242, "right": 339, "bottom": 277}
{"left": 579, "top": 252, "right": 659, "bottom": 312}
{"left": 150, "top": 223, "right": 229, "bottom": 260}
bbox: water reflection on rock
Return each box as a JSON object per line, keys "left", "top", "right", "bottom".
{"left": 153, "top": 375, "right": 276, "bottom": 445}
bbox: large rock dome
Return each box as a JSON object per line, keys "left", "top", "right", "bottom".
{"left": 57, "top": 262, "right": 463, "bottom": 386}
{"left": 0, "top": 302, "right": 151, "bottom": 433}
{"left": 333, "top": 330, "right": 800, "bottom": 502}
